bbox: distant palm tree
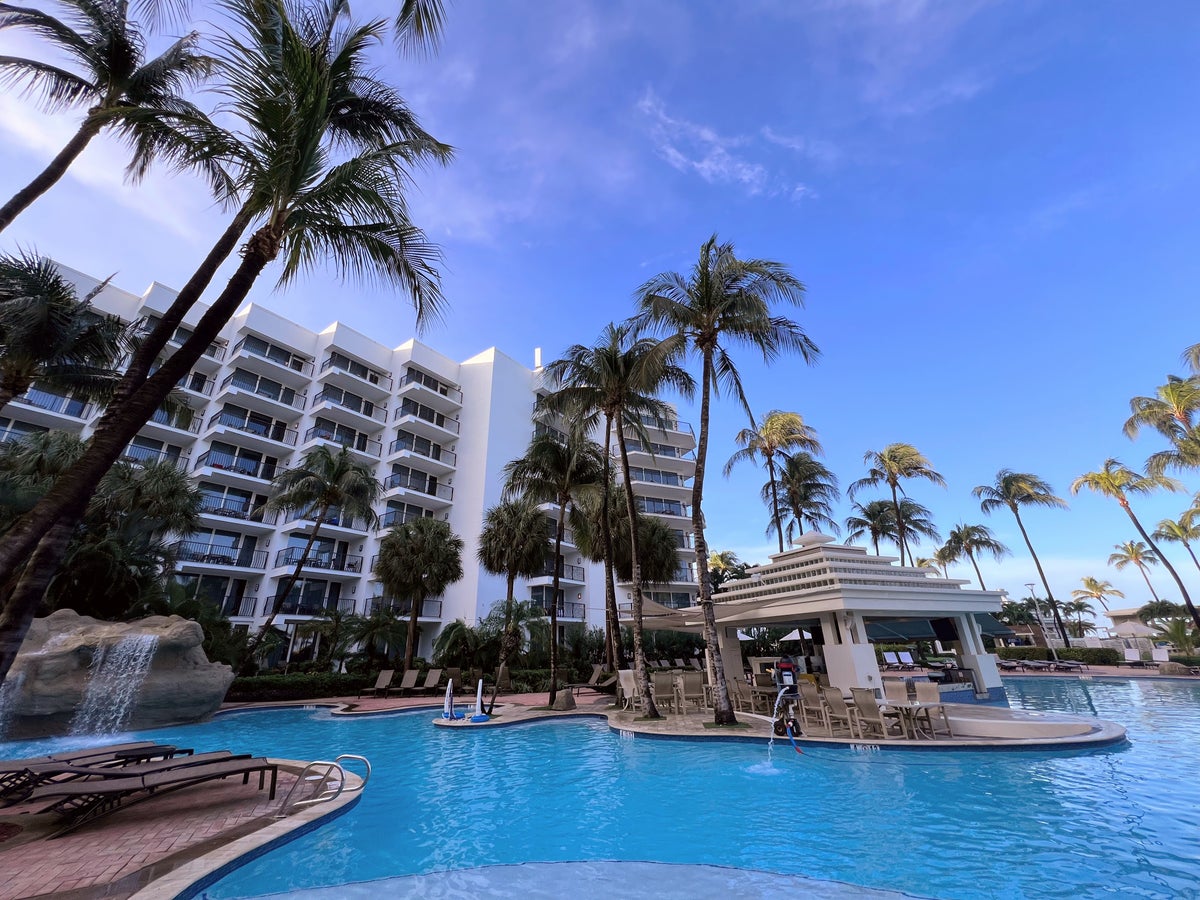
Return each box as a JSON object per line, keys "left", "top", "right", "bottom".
{"left": 707, "top": 549, "right": 741, "bottom": 591}
{"left": 1061, "top": 598, "right": 1096, "bottom": 638}
{"left": 768, "top": 451, "right": 840, "bottom": 542}
{"left": 636, "top": 234, "right": 817, "bottom": 726}
{"left": 350, "top": 607, "right": 408, "bottom": 668}
{"left": 1138, "top": 599, "right": 1185, "bottom": 626}
{"left": 240, "top": 445, "right": 380, "bottom": 674}
{"left": 1108, "top": 540, "right": 1162, "bottom": 603}
{"left": 848, "top": 443, "right": 945, "bottom": 566}
{"left": 1153, "top": 514, "right": 1200, "bottom": 577}
{"left": 296, "top": 608, "right": 360, "bottom": 670}
{"left": 1071, "top": 576, "right": 1124, "bottom": 613}
{"left": 0, "top": 252, "right": 127, "bottom": 414}
{"left": 945, "top": 523, "right": 1009, "bottom": 591}
{"left": 376, "top": 517, "right": 464, "bottom": 671}
{"left": 725, "top": 411, "right": 821, "bottom": 553}
{"left": 931, "top": 544, "right": 957, "bottom": 578}
{"left": 1074, "top": 460, "right": 1200, "bottom": 633}
{"left": 1124, "top": 375, "right": 1200, "bottom": 475}
{"left": 504, "top": 431, "right": 604, "bottom": 706}
{"left": 1153, "top": 617, "right": 1196, "bottom": 655}
{"left": 0, "top": 0, "right": 215, "bottom": 232}
{"left": 844, "top": 500, "right": 899, "bottom": 555}
{"left": 973, "top": 469, "right": 1070, "bottom": 645}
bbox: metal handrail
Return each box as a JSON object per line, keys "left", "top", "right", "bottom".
{"left": 273, "top": 755, "right": 370, "bottom": 817}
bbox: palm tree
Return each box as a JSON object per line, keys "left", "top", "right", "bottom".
{"left": 637, "top": 234, "right": 817, "bottom": 726}
{"left": 973, "top": 469, "right": 1071, "bottom": 646}
{"left": 0, "top": 252, "right": 128, "bottom": 414}
{"left": 0, "top": 0, "right": 217, "bottom": 232}
{"left": 767, "top": 451, "right": 840, "bottom": 543}
{"left": 724, "top": 411, "right": 821, "bottom": 553}
{"left": 848, "top": 444, "right": 945, "bottom": 566}
{"left": 1124, "top": 376, "right": 1200, "bottom": 475}
{"left": 1153, "top": 514, "right": 1200, "bottom": 577}
{"left": 931, "top": 544, "right": 957, "bottom": 578}
{"left": 844, "top": 500, "right": 899, "bottom": 555}
{"left": 1153, "top": 618, "right": 1196, "bottom": 655}
{"left": 944, "top": 523, "right": 1009, "bottom": 591}
{"left": 477, "top": 497, "right": 549, "bottom": 710}
{"left": 296, "top": 608, "right": 360, "bottom": 670}
{"left": 375, "top": 517, "right": 464, "bottom": 671}
{"left": 1074, "top": 460, "right": 1200, "bottom": 632}
{"left": 707, "top": 549, "right": 741, "bottom": 591}
{"left": 503, "top": 431, "right": 604, "bottom": 707}
{"left": 1138, "top": 599, "right": 1185, "bottom": 626}
{"left": 1061, "top": 598, "right": 1096, "bottom": 638}
{"left": 1071, "top": 576, "right": 1124, "bottom": 613}
{"left": 0, "top": 0, "right": 451, "bottom": 685}
{"left": 239, "top": 445, "right": 380, "bottom": 673}
{"left": 1107, "top": 540, "right": 1162, "bottom": 602}
{"left": 349, "top": 606, "right": 408, "bottom": 668}
{"left": 542, "top": 322, "right": 692, "bottom": 678}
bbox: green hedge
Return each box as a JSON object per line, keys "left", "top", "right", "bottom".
{"left": 1169, "top": 655, "right": 1200, "bottom": 667}
{"left": 227, "top": 673, "right": 370, "bottom": 702}
{"left": 996, "top": 647, "right": 1120, "bottom": 666}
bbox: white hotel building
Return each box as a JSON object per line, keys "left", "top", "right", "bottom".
{"left": 0, "top": 265, "right": 699, "bottom": 660}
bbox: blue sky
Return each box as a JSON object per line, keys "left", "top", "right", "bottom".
{"left": 2, "top": 0, "right": 1199, "bottom": 620}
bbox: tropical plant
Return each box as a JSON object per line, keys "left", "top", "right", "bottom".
{"left": 1074, "top": 459, "right": 1199, "bottom": 632}
{"left": 848, "top": 444, "right": 945, "bottom": 566}
{"left": 913, "top": 557, "right": 940, "bottom": 574}
{"left": 375, "top": 516, "right": 464, "bottom": 671}
{"left": 1153, "top": 617, "right": 1196, "bottom": 654}
{"left": 239, "top": 445, "right": 380, "bottom": 673}
{"left": 707, "top": 550, "right": 741, "bottom": 590}
{"left": 349, "top": 606, "right": 408, "bottom": 668}
{"left": 636, "top": 234, "right": 817, "bottom": 726}
{"left": 1153, "top": 514, "right": 1200, "bottom": 577}
{"left": 844, "top": 500, "right": 899, "bottom": 555}
{"left": 931, "top": 544, "right": 957, "bottom": 578}
{"left": 0, "top": 252, "right": 130, "bottom": 414}
{"left": 503, "top": 430, "right": 603, "bottom": 706}
{"left": 724, "top": 410, "right": 821, "bottom": 553}
{"left": 1071, "top": 577, "right": 1124, "bottom": 613}
{"left": 432, "top": 618, "right": 497, "bottom": 672}
{"left": 1108, "top": 540, "right": 1162, "bottom": 603}
{"left": 1061, "top": 598, "right": 1097, "bottom": 638}
{"left": 1137, "top": 599, "right": 1185, "bottom": 626}
{"left": 295, "top": 607, "right": 361, "bottom": 670}
{"left": 1124, "top": 375, "right": 1200, "bottom": 475}
{"left": 769, "top": 451, "right": 840, "bottom": 542}
{"left": 0, "top": 0, "right": 451, "bottom": 686}
{"left": 0, "top": 0, "right": 216, "bottom": 232}
{"left": 542, "top": 321, "right": 692, "bottom": 678}
{"left": 944, "top": 523, "right": 1009, "bottom": 591}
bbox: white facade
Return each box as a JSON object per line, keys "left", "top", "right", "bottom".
{"left": 1, "top": 264, "right": 698, "bottom": 660}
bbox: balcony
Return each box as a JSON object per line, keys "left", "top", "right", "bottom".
{"left": 141, "top": 407, "right": 202, "bottom": 442}
{"left": 310, "top": 389, "right": 387, "bottom": 426}
{"left": 397, "top": 372, "right": 462, "bottom": 412}
{"left": 302, "top": 425, "right": 382, "bottom": 459}
{"left": 13, "top": 388, "right": 92, "bottom": 428}
{"left": 628, "top": 469, "right": 692, "bottom": 499}
{"left": 217, "top": 371, "right": 307, "bottom": 418}
{"left": 120, "top": 445, "right": 189, "bottom": 469}
{"left": 382, "top": 472, "right": 453, "bottom": 505}
{"left": 172, "top": 540, "right": 268, "bottom": 569}
{"left": 621, "top": 441, "right": 696, "bottom": 472}
{"left": 366, "top": 596, "right": 443, "bottom": 619}
{"left": 534, "top": 561, "right": 586, "bottom": 582}
{"left": 393, "top": 404, "right": 460, "bottom": 438}
{"left": 207, "top": 410, "right": 298, "bottom": 449}
{"left": 319, "top": 354, "right": 392, "bottom": 398}
{"left": 275, "top": 595, "right": 339, "bottom": 616}
{"left": 197, "top": 494, "right": 279, "bottom": 526}
{"left": 534, "top": 598, "right": 586, "bottom": 620}
{"left": 387, "top": 436, "right": 456, "bottom": 472}
{"left": 0, "top": 424, "right": 45, "bottom": 444}
{"left": 230, "top": 336, "right": 314, "bottom": 385}
{"left": 217, "top": 594, "right": 260, "bottom": 618}
{"left": 280, "top": 507, "right": 369, "bottom": 535}
{"left": 273, "top": 547, "right": 364, "bottom": 574}
{"left": 177, "top": 374, "right": 214, "bottom": 397}
{"left": 378, "top": 507, "right": 433, "bottom": 530}
{"left": 193, "top": 450, "right": 281, "bottom": 483}
{"left": 635, "top": 498, "right": 691, "bottom": 520}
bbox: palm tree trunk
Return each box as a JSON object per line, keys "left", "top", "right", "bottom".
{"left": 0, "top": 522, "right": 74, "bottom": 684}
{"left": 889, "top": 482, "right": 907, "bottom": 566}
{"left": 766, "top": 454, "right": 784, "bottom": 554}
{"left": 0, "top": 116, "right": 103, "bottom": 234}
{"left": 240, "top": 508, "right": 328, "bottom": 675}
{"left": 0, "top": 225, "right": 280, "bottom": 639}
{"left": 966, "top": 550, "right": 987, "bottom": 590}
{"left": 404, "top": 589, "right": 423, "bottom": 672}
{"left": 486, "top": 572, "right": 517, "bottom": 715}
{"left": 693, "top": 352, "right": 736, "bottom": 726}
{"left": 615, "top": 409, "right": 659, "bottom": 718}
{"left": 547, "top": 501, "right": 565, "bottom": 705}
{"left": 1180, "top": 540, "right": 1200, "bottom": 578}
{"left": 1011, "top": 506, "right": 1071, "bottom": 647}
{"left": 1123, "top": 501, "right": 1200, "bottom": 633}
{"left": 600, "top": 414, "right": 626, "bottom": 670}
{"left": 1136, "top": 563, "right": 1161, "bottom": 602}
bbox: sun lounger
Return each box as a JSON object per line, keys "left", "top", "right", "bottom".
{"left": 688, "top": 658, "right": 703, "bottom": 670}
{"left": 678, "top": 671, "right": 705, "bottom": 712}
{"left": 1053, "top": 659, "right": 1087, "bottom": 671}
{"left": 798, "top": 682, "right": 829, "bottom": 734}
{"left": 651, "top": 672, "right": 678, "bottom": 713}
{"left": 913, "top": 681, "right": 954, "bottom": 738}
{"left": 566, "top": 663, "right": 605, "bottom": 696}
{"left": 881, "top": 652, "right": 902, "bottom": 670}
{"left": 358, "top": 669, "right": 395, "bottom": 698}
{"left": 616, "top": 669, "right": 642, "bottom": 711}
{"left": 444, "top": 667, "right": 462, "bottom": 689}
{"left": 997, "top": 660, "right": 1025, "bottom": 671}
{"left": 0, "top": 742, "right": 184, "bottom": 797}
{"left": 1022, "top": 659, "right": 1053, "bottom": 671}
{"left": 896, "top": 651, "right": 920, "bottom": 670}
{"left": 415, "top": 668, "right": 443, "bottom": 695}
{"left": 1151, "top": 648, "right": 1170, "bottom": 665}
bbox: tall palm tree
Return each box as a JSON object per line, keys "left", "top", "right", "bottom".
{"left": 768, "top": 451, "right": 840, "bottom": 542}
{"left": 637, "top": 234, "right": 817, "bottom": 726}
{"left": 477, "top": 497, "right": 549, "bottom": 711}
{"left": 0, "top": 0, "right": 451, "bottom": 685}
{"left": 844, "top": 500, "right": 899, "bottom": 555}
{"left": 973, "top": 469, "right": 1071, "bottom": 646}
{"left": 944, "top": 524, "right": 1009, "bottom": 591}
{"left": 1075, "top": 459, "right": 1200, "bottom": 633}
{"left": 848, "top": 444, "right": 945, "bottom": 566}
{"left": 375, "top": 517, "right": 464, "bottom": 671}
{"left": 1107, "top": 540, "right": 1162, "bottom": 603}
{"left": 1071, "top": 576, "right": 1124, "bottom": 613}
{"left": 239, "top": 445, "right": 380, "bottom": 673}
{"left": 503, "top": 431, "right": 604, "bottom": 707}
{"left": 707, "top": 549, "right": 741, "bottom": 591}
{"left": 542, "top": 322, "right": 693, "bottom": 679}
{"left": 724, "top": 411, "right": 821, "bottom": 553}
{"left": 931, "top": 544, "right": 957, "bottom": 578}
{"left": 349, "top": 606, "right": 408, "bottom": 668}
{"left": 0, "top": 0, "right": 216, "bottom": 232}
{"left": 1124, "top": 375, "right": 1200, "bottom": 475}
{"left": 0, "top": 252, "right": 128, "bottom": 413}
{"left": 1153, "top": 514, "right": 1200, "bottom": 577}
{"left": 1061, "top": 598, "right": 1096, "bottom": 638}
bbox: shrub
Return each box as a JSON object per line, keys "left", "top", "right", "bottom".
{"left": 996, "top": 647, "right": 1051, "bottom": 662}
{"left": 995, "top": 646, "right": 1120, "bottom": 666}
{"left": 227, "top": 673, "right": 370, "bottom": 702}
{"left": 1169, "top": 655, "right": 1200, "bottom": 667}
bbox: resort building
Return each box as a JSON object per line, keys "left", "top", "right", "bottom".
{"left": 4, "top": 263, "right": 699, "bottom": 660}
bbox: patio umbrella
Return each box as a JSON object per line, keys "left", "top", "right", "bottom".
{"left": 780, "top": 629, "right": 803, "bottom": 641}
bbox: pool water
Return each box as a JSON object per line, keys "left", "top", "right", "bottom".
{"left": 4, "top": 677, "right": 1199, "bottom": 899}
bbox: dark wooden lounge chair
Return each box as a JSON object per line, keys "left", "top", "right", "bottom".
{"left": 0, "top": 742, "right": 185, "bottom": 797}
{"left": 358, "top": 669, "right": 395, "bottom": 698}
{"left": 415, "top": 668, "right": 443, "bottom": 695}
{"left": 997, "top": 660, "right": 1025, "bottom": 672}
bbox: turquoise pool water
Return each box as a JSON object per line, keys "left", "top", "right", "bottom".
{"left": 4, "top": 677, "right": 1199, "bottom": 899}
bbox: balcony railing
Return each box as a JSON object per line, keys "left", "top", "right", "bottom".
{"left": 0, "top": 426, "right": 43, "bottom": 444}
{"left": 221, "top": 372, "right": 306, "bottom": 409}
{"left": 670, "top": 567, "right": 697, "bottom": 583}
{"left": 120, "top": 445, "right": 188, "bottom": 469}
{"left": 276, "top": 596, "right": 338, "bottom": 616}
{"left": 395, "top": 405, "right": 460, "bottom": 434}
{"left": 535, "top": 598, "right": 586, "bottom": 619}
{"left": 389, "top": 436, "right": 455, "bottom": 466}
{"left": 150, "top": 408, "right": 202, "bottom": 433}
{"left": 398, "top": 373, "right": 462, "bottom": 403}
{"left": 378, "top": 508, "right": 432, "bottom": 530}
{"left": 194, "top": 450, "right": 280, "bottom": 481}
{"left": 232, "top": 337, "right": 313, "bottom": 376}
{"left": 367, "top": 596, "right": 442, "bottom": 618}
{"left": 208, "top": 410, "right": 298, "bottom": 445}
{"left": 635, "top": 414, "right": 693, "bottom": 435}
{"left": 273, "top": 547, "right": 364, "bottom": 573}
{"left": 198, "top": 494, "right": 278, "bottom": 524}
{"left": 284, "top": 508, "right": 367, "bottom": 530}
{"left": 178, "top": 374, "right": 214, "bottom": 396}
{"left": 623, "top": 441, "right": 695, "bottom": 461}
{"left": 312, "top": 389, "right": 387, "bottom": 422}
{"left": 172, "top": 540, "right": 268, "bottom": 569}
{"left": 320, "top": 355, "right": 393, "bottom": 391}
{"left": 17, "top": 388, "right": 91, "bottom": 419}
{"left": 537, "top": 561, "right": 586, "bottom": 581}
{"left": 383, "top": 472, "right": 453, "bottom": 500}
{"left": 635, "top": 498, "right": 690, "bottom": 518}
{"left": 304, "top": 425, "right": 381, "bottom": 457}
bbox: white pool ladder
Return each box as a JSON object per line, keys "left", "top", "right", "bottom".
{"left": 274, "top": 754, "right": 371, "bottom": 818}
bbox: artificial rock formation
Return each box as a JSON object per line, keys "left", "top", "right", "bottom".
{"left": 1, "top": 609, "right": 234, "bottom": 739}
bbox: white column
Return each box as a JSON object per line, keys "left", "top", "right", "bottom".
{"left": 822, "top": 610, "right": 883, "bottom": 693}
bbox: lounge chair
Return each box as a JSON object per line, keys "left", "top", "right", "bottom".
{"left": 725, "top": 678, "right": 753, "bottom": 712}
{"left": 650, "top": 672, "right": 677, "bottom": 713}
{"left": 616, "top": 669, "right": 643, "bottom": 711}
{"left": 1053, "top": 659, "right": 1087, "bottom": 671}
{"left": 1023, "top": 659, "right": 1053, "bottom": 671}
{"left": 798, "top": 681, "right": 829, "bottom": 734}
{"left": 881, "top": 651, "right": 902, "bottom": 670}
{"left": 0, "top": 742, "right": 185, "bottom": 797}
{"left": 358, "top": 669, "right": 395, "bottom": 698}
{"left": 566, "top": 663, "right": 605, "bottom": 696}
{"left": 395, "top": 668, "right": 421, "bottom": 695}
{"left": 494, "top": 666, "right": 512, "bottom": 693}
{"left": 1151, "top": 648, "right": 1170, "bottom": 665}
{"left": 851, "top": 687, "right": 906, "bottom": 739}
{"left": 896, "top": 651, "right": 920, "bottom": 670}
{"left": 689, "top": 658, "right": 703, "bottom": 671}
{"left": 673, "top": 658, "right": 687, "bottom": 669}
{"left": 444, "top": 667, "right": 463, "bottom": 688}
{"left": 29, "top": 757, "right": 278, "bottom": 836}
{"left": 998, "top": 660, "right": 1025, "bottom": 671}
{"left": 678, "top": 671, "right": 705, "bottom": 712}
{"left": 416, "top": 668, "right": 443, "bottom": 695}
{"left": 820, "top": 686, "right": 860, "bottom": 738}
{"left": 914, "top": 681, "right": 954, "bottom": 738}
{"left": 883, "top": 680, "right": 910, "bottom": 704}
{"left": 1122, "top": 649, "right": 1148, "bottom": 668}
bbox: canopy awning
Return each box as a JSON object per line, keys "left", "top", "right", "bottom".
{"left": 974, "top": 612, "right": 1015, "bottom": 637}
{"left": 865, "top": 619, "right": 937, "bottom": 641}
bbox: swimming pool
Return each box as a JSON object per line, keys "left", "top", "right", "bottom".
{"left": 6, "top": 677, "right": 1200, "bottom": 899}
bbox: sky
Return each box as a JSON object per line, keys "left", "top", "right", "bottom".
{"left": 2, "top": 0, "right": 1199, "bottom": 624}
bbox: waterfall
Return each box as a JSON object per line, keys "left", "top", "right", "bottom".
{"left": 0, "top": 671, "right": 25, "bottom": 740}
{"left": 71, "top": 634, "right": 159, "bottom": 735}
